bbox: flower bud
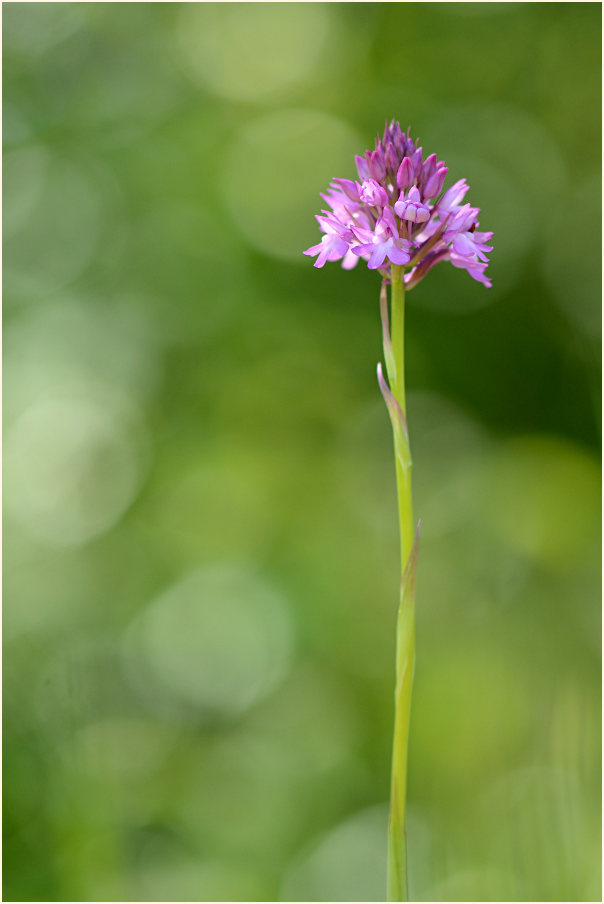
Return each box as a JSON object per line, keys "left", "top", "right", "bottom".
{"left": 411, "top": 147, "right": 423, "bottom": 179}
{"left": 385, "top": 143, "right": 399, "bottom": 176}
{"left": 355, "top": 154, "right": 371, "bottom": 181}
{"left": 396, "top": 157, "right": 414, "bottom": 191}
{"left": 423, "top": 166, "right": 448, "bottom": 199}
{"left": 421, "top": 153, "right": 438, "bottom": 185}
{"left": 369, "top": 149, "right": 386, "bottom": 183}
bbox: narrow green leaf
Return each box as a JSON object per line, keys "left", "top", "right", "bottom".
{"left": 380, "top": 282, "right": 397, "bottom": 385}
{"left": 377, "top": 363, "right": 411, "bottom": 476}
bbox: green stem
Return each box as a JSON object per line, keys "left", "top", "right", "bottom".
{"left": 385, "top": 264, "right": 416, "bottom": 903}
{"left": 389, "top": 266, "right": 414, "bottom": 567}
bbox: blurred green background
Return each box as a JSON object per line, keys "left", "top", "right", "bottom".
{"left": 3, "top": 3, "right": 601, "bottom": 901}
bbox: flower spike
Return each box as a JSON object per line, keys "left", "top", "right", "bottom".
{"left": 304, "top": 121, "right": 492, "bottom": 289}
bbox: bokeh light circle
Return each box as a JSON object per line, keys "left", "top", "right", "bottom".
{"left": 123, "top": 564, "right": 294, "bottom": 717}
{"left": 4, "top": 297, "right": 160, "bottom": 425}
{"left": 3, "top": 145, "right": 50, "bottom": 241}
{"left": 4, "top": 152, "right": 106, "bottom": 297}
{"left": 282, "top": 805, "right": 388, "bottom": 902}
{"left": 223, "top": 109, "right": 362, "bottom": 262}
{"left": 4, "top": 391, "right": 149, "bottom": 547}
{"left": 176, "top": 4, "right": 331, "bottom": 102}
{"left": 2, "top": 2, "right": 84, "bottom": 58}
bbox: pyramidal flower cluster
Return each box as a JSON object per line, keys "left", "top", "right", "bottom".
{"left": 304, "top": 120, "right": 493, "bottom": 288}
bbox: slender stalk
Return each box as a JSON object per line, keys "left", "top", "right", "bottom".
{"left": 389, "top": 265, "right": 414, "bottom": 566}
{"left": 384, "top": 264, "right": 417, "bottom": 902}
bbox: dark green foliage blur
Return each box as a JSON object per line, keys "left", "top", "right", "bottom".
{"left": 3, "top": 3, "right": 601, "bottom": 901}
